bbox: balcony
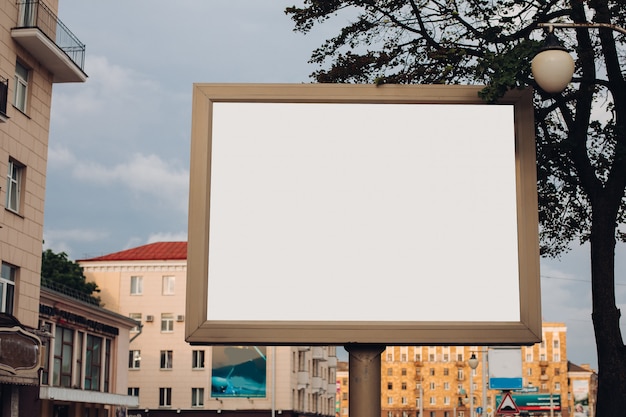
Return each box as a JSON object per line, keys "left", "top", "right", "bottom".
{"left": 312, "top": 346, "right": 328, "bottom": 361}
{"left": 0, "top": 77, "right": 8, "bottom": 122}
{"left": 11, "top": 0, "right": 87, "bottom": 83}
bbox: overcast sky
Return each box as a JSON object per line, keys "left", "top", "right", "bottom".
{"left": 43, "top": 1, "right": 626, "bottom": 370}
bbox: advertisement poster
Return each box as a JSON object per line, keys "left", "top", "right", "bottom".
{"left": 211, "top": 346, "right": 267, "bottom": 397}
{"left": 572, "top": 379, "right": 590, "bottom": 416}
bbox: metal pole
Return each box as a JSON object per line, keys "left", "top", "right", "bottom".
{"left": 419, "top": 384, "right": 423, "bottom": 417}
{"left": 481, "top": 348, "right": 487, "bottom": 417}
{"left": 537, "top": 21, "right": 626, "bottom": 35}
{"left": 346, "top": 344, "right": 386, "bottom": 417}
{"left": 470, "top": 370, "right": 474, "bottom": 417}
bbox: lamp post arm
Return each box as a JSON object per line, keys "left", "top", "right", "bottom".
{"left": 537, "top": 22, "right": 626, "bottom": 36}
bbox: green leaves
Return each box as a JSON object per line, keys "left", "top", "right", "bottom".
{"left": 41, "top": 249, "right": 101, "bottom": 305}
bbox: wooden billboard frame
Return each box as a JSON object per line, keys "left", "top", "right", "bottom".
{"left": 186, "top": 83, "right": 541, "bottom": 346}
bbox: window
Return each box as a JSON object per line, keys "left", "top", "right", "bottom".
{"left": 161, "top": 314, "right": 174, "bottom": 332}
{"left": 130, "top": 276, "right": 143, "bottom": 295}
{"left": 444, "top": 397, "right": 450, "bottom": 405}
{"left": 387, "top": 397, "right": 393, "bottom": 405}
{"left": 128, "top": 387, "right": 140, "bottom": 397}
{"left": 84, "top": 335, "right": 102, "bottom": 391}
{"left": 129, "top": 350, "right": 141, "bottom": 369}
{"left": 192, "top": 350, "right": 205, "bottom": 369}
{"left": 553, "top": 353, "right": 560, "bottom": 362}
{"left": 444, "top": 367, "right": 449, "bottom": 376}
{"left": 443, "top": 382, "right": 450, "bottom": 390}
{"left": 160, "top": 350, "right": 173, "bottom": 369}
{"left": 401, "top": 382, "right": 407, "bottom": 390}
{"left": 430, "top": 397, "right": 436, "bottom": 405}
{"left": 40, "top": 322, "right": 52, "bottom": 385}
{"left": 159, "top": 387, "right": 172, "bottom": 407}
{"left": 555, "top": 382, "right": 561, "bottom": 391}
{"left": 0, "top": 263, "right": 16, "bottom": 314}
{"left": 162, "top": 275, "right": 175, "bottom": 295}
{"left": 387, "top": 368, "right": 393, "bottom": 376}
{"left": 53, "top": 326, "right": 74, "bottom": 387}
{"left": 192, "top": 387, "right": 204, "bottom": 407}
{"left": 6, "top": 160, "right": 24, "bottom": 213}
{"left": 14, "top": 61, "right": 28, "bottom": 112}
{"left": 401, "top": 368, "right": 407, "bottom": 376}
{"left": 429, "top": 382, "right": 435, "bottom": 390}
{"left": 129, "top": 313, "right": 142, "bottom": 332}
{"left": 457, "top": 369, "right": 464, "bottom": 380}
{"left": 387, "top": 382, "right": 393, "bottom": 390}
{"left": 429, "top": 368, "right": 435, "bottom": 376}
{"left": 401, "top": 397, "right": 408, "bottom": 405}
{"left": 554, "top": 368, "right": 560, "bottom": 376}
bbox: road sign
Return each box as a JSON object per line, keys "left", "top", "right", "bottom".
{"left": 497, "top": 391, "right": 520, "bottom": 414}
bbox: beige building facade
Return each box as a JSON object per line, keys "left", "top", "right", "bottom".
{"left": 0, "top": 0, "right": 86, "bottom": 415}
{"left": 80, "top": 241, "right": 338, "bottom": 417}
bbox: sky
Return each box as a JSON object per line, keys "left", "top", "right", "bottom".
{"left": 42, "top": 1, "right": 626, "bottom": 370}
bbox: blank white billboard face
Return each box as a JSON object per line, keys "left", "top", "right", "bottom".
{"left": 186, "top": 84, "right": 541, "bottom": 345}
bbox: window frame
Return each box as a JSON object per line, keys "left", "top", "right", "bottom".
{"left": 0, "top": 262, "right": 16, "bottom": 314}
{"left": 159, "top": 387, "right": 172, "bottom": 407}
{"left": 192, "top": 350, "right": 205, "bottom": 369}
{"left": 192, "top": 387, "right": 204, "bottom": 407}
{"left": 162, "top": 275, "right": 175, "bottom": 295}
{"left": 129, "top": 350, "right": 141, "bottom": 369}
{"left": 84, "top": 334, "right": 103, "bottom": 391}
{"left": 161, "top": 314, "right": 174, "bottom": 332}
{"left": 14, "top": 61, "right": 28, "bottom": 113}
{"left": 6, "top": 159, "right": 24, "bottom": 213}
{"left": 130, "top": 276, "right": 143, "bottom": 295}
{"left": 160, "top": 350, "right": 173, "bottom": 369}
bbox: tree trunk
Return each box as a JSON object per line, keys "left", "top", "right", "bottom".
{"left": 590, "top": 201, "right": 626, "bottom": 417}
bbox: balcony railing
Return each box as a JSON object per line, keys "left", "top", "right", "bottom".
{"left": 12, "top": 0, "right": 86, "bottom": 82}
{"left": 0, "top": 77, "right": 8, "bottom": 121}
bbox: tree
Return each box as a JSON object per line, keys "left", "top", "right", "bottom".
{"left": 286, "top": 1, "right": 626, "bottom": 415}
{"left": 41, "top": 249, "right": 100, "bottom": 305}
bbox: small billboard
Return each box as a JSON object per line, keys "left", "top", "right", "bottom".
{"left": 186, "top": 83, "right": 541, "bottom": 345}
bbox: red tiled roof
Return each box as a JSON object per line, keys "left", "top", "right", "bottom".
{"left": 79, "top": 242, "right": 187, "bottom": 262}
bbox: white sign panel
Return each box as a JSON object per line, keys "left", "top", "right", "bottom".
{"left": 186, "top": 84, "right": 541, "bottom": 345}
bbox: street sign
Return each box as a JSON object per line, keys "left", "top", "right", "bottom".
{"left": 497, "top": 391, "right": 520, "bottom": 415}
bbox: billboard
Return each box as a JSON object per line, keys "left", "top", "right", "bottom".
{"left": 211, "top": 346, "right": 267, "bottom": 398}
{"left": 186, "top": 83, "right": 541, "bottom": 345}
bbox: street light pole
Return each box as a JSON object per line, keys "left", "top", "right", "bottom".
{"left": 531, "top": 21, "right": 626, "bottom": 93}
{"left": 468, "top": 353, "right": 479, "bottom": 417}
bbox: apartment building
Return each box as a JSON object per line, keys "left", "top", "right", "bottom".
{"left": 0, "top": 0, "right": 86, "bottom": 415}
{"left": 377, "top": 322, "right": 596, "bottom": 417}
{"left": 79, "top": 241, "right": 338, "bottom": 417}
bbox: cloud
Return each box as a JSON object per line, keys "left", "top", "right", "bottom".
{"left": 48, "top": 149, "right": 189, "bottom": 213}
{"left": 146, "top": 231, "right": 188, "bottom": 244}
{"left": 43, "top": 228, "right": 111, "bottom": 259}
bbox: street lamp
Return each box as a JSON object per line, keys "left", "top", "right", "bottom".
{"left": 531, "top": 22, "right": 626, "bottom": 93}
{"left": 468, "top": 353, "right": 479, "bottom": 417}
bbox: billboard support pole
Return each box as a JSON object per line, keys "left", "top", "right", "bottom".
{"left": 346, "top": 344, "right": 385, "bottom": 417}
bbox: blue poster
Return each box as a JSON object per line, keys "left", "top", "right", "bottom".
{"left": 211, "top": 346, "right": 267, "bottom": 397}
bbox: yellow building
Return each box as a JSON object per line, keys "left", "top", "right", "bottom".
{"left": 374, "top": 323, "right": 594, "bottom": 417}
{"left": 80, "top": 241, "right": 338, "bottom": 417}
{"left": 0, "top": 0, "right": 86, "bottom": 415}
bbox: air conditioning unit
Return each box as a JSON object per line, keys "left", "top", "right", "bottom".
{"left": 145, "top": 315, "right": 154, "bottom": 322}
{"left": 176, "top": 315, "right": 185, "bottom": 322}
